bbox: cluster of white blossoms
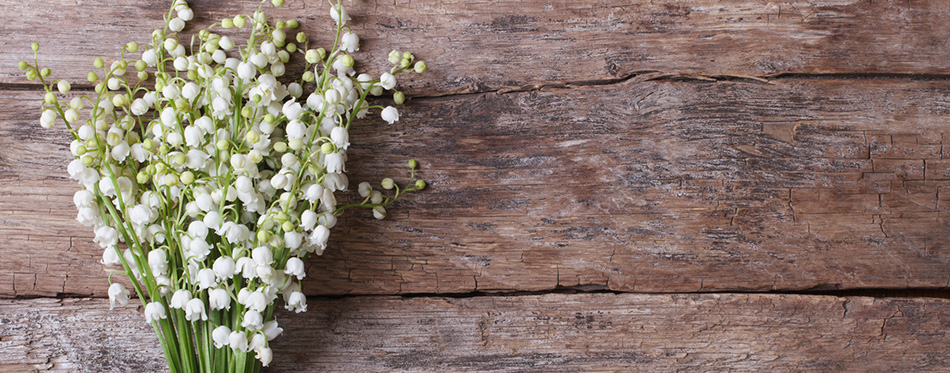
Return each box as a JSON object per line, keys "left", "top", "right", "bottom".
{"left": 21, "top": 0, "right": 426, "bottom": 371}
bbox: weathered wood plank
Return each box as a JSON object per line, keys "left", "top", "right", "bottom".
{"left": 2, "top": 78, "right": 950, "bottom": 298}
{"left": 1, "top": 293, "right": 949, "bottom": 371}
{"left": 3, "top": 0, "right": 950, "bottom": 95}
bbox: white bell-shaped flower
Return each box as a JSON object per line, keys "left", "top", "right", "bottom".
{"left": 381, "top": 106, "right": 399, "bottom": 124}
{"left": 209, "top": 288, "right": 231, "bottom": 310}
{"left": 341, "top": 31, "right": 359, "bottom": 52}
{"left": 244, "top": 291, "right": 268, "bottom": 312}
{"left": 170, "top": 289, "right": 192, "bottom": 309}
{"left": 229, "top": 331, "right": 249, "bottom": 352}
{"left": 212, "top": 256, "right": 236, "bottom": 281}
{"left": 242, "top": 309, "right": 264, "bottom": 330}
{"left": 94, "top": 226, "right": 118, "bottom": 249}
{"left": 108, "top": 283, "right": 130, "bottom": 310}
{"left": 284, "top": 257, "right": 306, "bottom": 280}
{"left": 212, "top": 325, "right": 231, "bottom": 348}
{"left": 331, "top": 127, "right": 350, "bottom": 150}
{"left": 286, "top": 291, "right": 307, "bottom": 313}
{"left": 330, "top": 3, "right": 350, "bottom": 24}
{"left": 196, "top": 268, "right": 217, "bottom": 290}
{"left": 144, "top": 302, "right": 167, "bottom": 323}
{"left": 325, "top": 152, "right": 344, "bottom": 173}
{"left": 184, "top": 298, "right": 208, "bottom": 321}
{"left": 148, "top": 249, "right": 169, "bottom": 275}
{"left": 236, "top": 257, "right": 257, "bottom": 279}
{"left": 379, "top": 73, "right": 396, "bottom": 90}
{"left": 262, "top": 320, "right": 283, "bottom": 341}
{"left": 257, "top": 347, "right": 273, "bottom": 367}
{"left": 301, "top": 210, "right": 318, "bottom": 231}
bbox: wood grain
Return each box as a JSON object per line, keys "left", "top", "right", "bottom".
{"left": 3, "top": 78, "right": 950, "bottom": 297}
{"left": 3, "top": 0, "right": 950, "bottom": 95}
{"left": 2, "top": 293, "right": 949, "bottom": 372}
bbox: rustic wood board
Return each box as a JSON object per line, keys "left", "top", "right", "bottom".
{"left": 3, "top": 0, "right": 950, "bottom": 370}
{"left": 3, "top": 0, "right": 950, "bottom": 96}
{"left": 3, "top": 78, "right": 950, "bottom": 297}
{"left": 2, "top": 294, "right": 949, "bottom": 372}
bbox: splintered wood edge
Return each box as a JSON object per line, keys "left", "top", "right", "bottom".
{"left": 1, "top": 293, "right": 948, "bottom": 372}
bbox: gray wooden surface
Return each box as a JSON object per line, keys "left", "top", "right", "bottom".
{"left": 4, "top": 294, "right": 950, "bottom": 372}
{"left": 2, "top": 0, "right": 950, "bottom": 370}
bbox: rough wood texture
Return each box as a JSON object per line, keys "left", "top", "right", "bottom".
{"left": 3, "top": 1, "right": 950, "bottom": 95}
{"left": 3, "top": 78, "right": 950, "bottom": 297}
{"left": 2, "top": 294, "right": 949, "bottom": 372}
{"left": 3, "top": 0, "right": 950, "bottom": 370}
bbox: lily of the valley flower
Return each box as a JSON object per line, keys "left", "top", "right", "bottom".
{"left": 144, "top": 302, "right": 168, "bottom": 323}
{"left": 108, "top": 283, "right": 130, "bottom": 310}
{"left": 381, "top": 106, "right": 399, "bottom": 124}
{"left": 22, "top": 0, "right": 429, "bottom": 369}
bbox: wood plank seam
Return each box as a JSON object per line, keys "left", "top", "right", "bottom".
{"left": 12, "top": 71, "right": 950, "bottom": 98}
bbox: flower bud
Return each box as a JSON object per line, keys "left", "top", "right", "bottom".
{"left": 179, "top": 171, "right": 195, "bottom": 185}
{"left": 358, "top": 182, "right": 372, "bottom": 198}
{"left": 415, "top": 179, "right": 427, "bottom": 190}
{"left": 414, "top": 60, "right": 428, "bottom": 73}
{"left": 373, "top": 206, "right": 387, "bottom": 220}
{"left": 178, "top": 7, "right": 194, "bottom": 21}
{"left": 57, "top": 80, "right": 71, "bottom": 94}
{"left": 323, "top": 88, "right": 341, "bottom": 105}
{"left": 393, "top": 91, "right": 405, "bottom": 105}
{"left": 340, "top": 54, "right": 354, "bottom": 67}
{"left": 169, "top": 18, "right": 185, "bottom": 32}
{"left": 163, "top": 174, "right": 178, "bottom": 187}
{"left": 64, "top": 109, "right": 79, "bottom": 123}
{"left": 379, "top": 73, "right": 396, "bottom": 90}
{"left": 40, "top": 109, "right": 56, "bottom": 128}
{"left": 233, "top": 15, "right": 247, "bottom": 28}
{"left": 245, "top": 130, "right": 260, "bottom": 144}
{"left": 304, "top": 49, "right": 320, "bottom": 64}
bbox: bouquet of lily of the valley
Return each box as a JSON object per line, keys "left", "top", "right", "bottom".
{"left": 18, "top": 0, "right": 426, "bottom": 371}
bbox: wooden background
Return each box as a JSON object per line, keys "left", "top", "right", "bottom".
{"left": 2, "top": 0, "right": 950, "bottom": 371}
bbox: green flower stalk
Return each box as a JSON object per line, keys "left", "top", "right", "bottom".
{"left": 19, "top": 0, "right": 427, "bottom": 371}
